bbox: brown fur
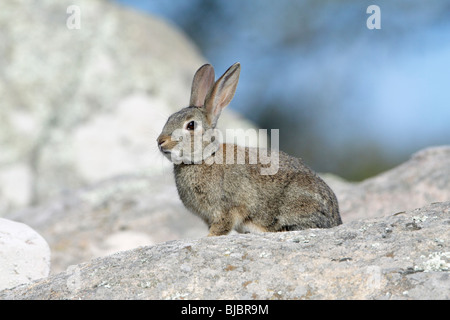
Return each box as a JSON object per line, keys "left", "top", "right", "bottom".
{"left": 173, "top": 144, "right": 341, "bottom": 236}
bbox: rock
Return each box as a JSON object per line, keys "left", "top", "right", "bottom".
{"left": 323, "top": 145, "right": 450, "bottom": 222}
{"left": 0, "top": 0, "right": 260, "bottom": 214}
{"left": 1, "top": 202, "right": 448, "bottom": 299}
{"left": 6, "top": 145, "right": 450, "bottom": 275}
{"left": 0, "top": 219, "right": 51, "bottom": 291}
{"left": 6, "top": 174, "right": 206, "bottom": 274}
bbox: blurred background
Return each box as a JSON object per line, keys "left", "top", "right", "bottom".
{"left": 1, "top": 0, "right": 449, "bottom": 216}
{"left": 116, "top": 0, "right": 450, "bottom": 181}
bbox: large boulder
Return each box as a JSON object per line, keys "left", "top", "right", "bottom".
{"left": 0, "top": 0, "right": 258, "bottom": 215}
{"left": 1, "top": 202, "right": 448, "bottom": 299}
{"left": 0, "top": 219, "right": 51, "bottom": 291}
{"left": 7, "top": 146, "right": 450, "bottom": 274}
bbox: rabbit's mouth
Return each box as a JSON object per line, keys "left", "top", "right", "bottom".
{"left": 160, "top": 145, "right": 187, "bottom": 163}
{"left": 158, "top": 145, "right": 172, "bottom": 155}
{"left": 160, "top": 148, "right": 175, "bottom": 159}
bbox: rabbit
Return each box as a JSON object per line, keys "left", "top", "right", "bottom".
{"left": 157, "top": 62, "right": 342, "bottom": 236}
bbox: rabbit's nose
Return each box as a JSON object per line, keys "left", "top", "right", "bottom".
{"left": 157, "top": 135, "right": 170, "bottom": 151}
{"left": 157, "top": 136, "right": 165, "bottom": 149}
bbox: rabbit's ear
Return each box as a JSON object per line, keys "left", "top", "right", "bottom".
{"left": 190, "top": 64, "right": 215, "bottom": 107}
{"left": 205, "top": 62, "right": 240, "bottom": 127}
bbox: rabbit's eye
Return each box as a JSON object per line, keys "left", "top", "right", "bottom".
{"left": 186, "top": 121, "right": 196, "bottom": 131}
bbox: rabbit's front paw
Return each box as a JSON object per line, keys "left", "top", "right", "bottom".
{"left": 207, "top": 220, "right": 233, "bottom": 236}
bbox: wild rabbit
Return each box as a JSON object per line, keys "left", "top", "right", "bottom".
{"left": 157, "top": 63, "right": 342, "bottom": 236}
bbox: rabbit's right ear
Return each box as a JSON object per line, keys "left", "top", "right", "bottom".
{"left": 204, "top": 62, "right": 240, "bottom": 127}
{"left": 190, "top": 64, "right": 215, "bottom": 107}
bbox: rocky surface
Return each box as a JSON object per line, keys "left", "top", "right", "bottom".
{"left": 0, "top": 218, "right": 51, "bottom": 291}
{"left": 1, "top": 202, "right": 448, "bottom": 299}
{"left": 0, "top": 0, "right": 259, "bottom": 215}
{"left": 6, "top": 146, "right": 450, "bottom": 275}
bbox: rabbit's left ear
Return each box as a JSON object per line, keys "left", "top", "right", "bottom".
{"left": 190, "top": 64, "right": 215, "bottom": 107}
{"left": 205, "top": 62, "right": 240, "bottom": 127}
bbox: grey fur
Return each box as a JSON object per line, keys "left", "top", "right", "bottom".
{"left": 157, "top": 63, "right": 342, "bottom": 236}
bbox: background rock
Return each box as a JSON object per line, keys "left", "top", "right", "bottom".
{"left": 1, "top": 202, "right": 448, "bottom": 299}
{"left": 0, "top": 218, "right": 51, "bottom": 291}
{"left": 323, "top": 145, "right": 450, "bottom": 221}
{"left": 0, "top": 0, "right": 260, "bottom": 215}
{"left": 6, "top": 174, "right": 205, "bottom": 274}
